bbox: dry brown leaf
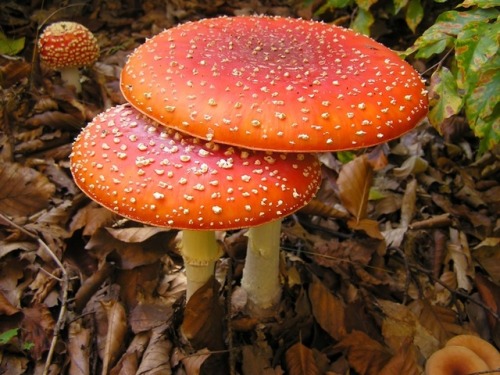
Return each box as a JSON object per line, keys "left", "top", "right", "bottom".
{"left": 400, "top": 178, "right": 417, "bottom": 228}
{"left": 73, "top": 262, "right": 115, "bottom": 313}
{"left": 393, "top": 155, "right": 428, "bottom": 178}
{"left": 335, "top": 330, "right": 391, "bottom": 375}
{"left": 347, "top": 218, "right": 384, "bottom": 239}
{"left": 177, "top": 348, "right": 211, "bottom": 375}
{"left": 110, "top": 331, "right": 151, "bottom": 375}
{"left": 68, "top": 321, "right": 91, "bottom": 375}
{"left": 136, "top": 329, "right": 172, "bottom": 375}
{"left": 0, "top": 162, "right": 56, "bottom": 217}
{"left": 300, "top": 198, "right": 349, "bottom": 219}
{"left": 447, "top": 228, "right": 473, "bottom": 291}
{"left": 378, "top": 339, "right": 421, "bottom": 375}
{"left": 0, "top": 354, "right": 29, "bottom": 374}
{"left": 180, "top": 277, "right": 225, "bottom": 350}
{"left": 308, "top": 276, "right": 346, "bottom": 341}
{"left": 105, "top": 227, "right": 171, "bottom": 243}
{"left": 338, "top": 155, "right": 373, "bottom": 223}
{"left": 20, "top": 304, "right": 55, "bottom": 360}
{"left": 129, "top": 302, "right": 174, "bottom": 334}
{"left": 475, "top": 274, "right": 500, "bottom": 332}
{"left": 285, "top": 342, "right": 320, "bottom": 375}
{"left": 0, "top": 290, "right": 20, "bottom": 315}
{"left": 408, "top": 299, "right": 465, "bottom": 344}
{"left": 97, "top": 300, "right": 128, "bottom": 375}
{"left": 241, "top": 343, "right": 274, "bottom": 375}
{"left": 377, "top": 299, "right": 439, "bottom": 358}
{"left": 69, "top": 204, "right": 118, "bottom": 237}
{"left": 473, "top": 238, "right": 500, "bottom": 284}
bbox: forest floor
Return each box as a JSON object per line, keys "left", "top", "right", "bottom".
{"left": 0, "top": 0, "right": 499, "bottom": 374}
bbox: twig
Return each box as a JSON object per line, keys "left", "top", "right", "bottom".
{"left": 225, "top": 256, "right": 236, "bottom": 375}
{"left": 0, "top": 212, "right": 69, "bottom": 375}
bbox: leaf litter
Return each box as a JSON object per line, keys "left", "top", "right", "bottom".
{"left": 0, "top": 1, "right": 499, "bottom": 374}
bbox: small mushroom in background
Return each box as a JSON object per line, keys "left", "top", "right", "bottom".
{"left": 70, "top": 104, "right": 321, "bottom": 301}
{"left": 119, "top": 15, "right": 429, "bottom": 314}
{"left": 425, "top": 334, "right": 500, "bottom": 374}
{"left": 38, "top": 21, "right": 100, "bottom": 93}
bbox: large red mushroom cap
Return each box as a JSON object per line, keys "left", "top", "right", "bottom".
{"left": 38, "top": 21, "right": 100, "bottom": 69}
{"left": 121, "top": 15, "right": 428, "bottom": 152}
{"left": 70, "top": 104, "right": 321, "bottom": 230}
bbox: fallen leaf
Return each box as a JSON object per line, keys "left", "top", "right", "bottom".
{"left": 97, "top": 300, "right": 128, "bottom": 375}
{"left": 20, "top": 304, "right": 55, "bottom": 360}
{"left": 335, "top": 330, "right": 391, "bottom": 375}
{"left": 378, "top": 338, "right": 421, "bottom": 375}
{"left": 136, "top": 329, "right": 172, "bottom": 375}
{"left": 408, "top": 299, "right": 466, "bottom": 344}
{"left": 338, "top": 155, "right": 373, "bottom": 223}
{"left": 308, "top": 276, "right": 346, "bottom": 341}
{"left": 110, "top": 331, "right": 151, "bottom": 375}
{"left": 285, "top": 342, "right": 320, "bottom": 375}
{"left": 0, "top": 162, "right": 56, "bottom": 217}
{"left": 68, "top": 321, "right": 91, "bottom": 375}
{"left": 473, "top": 238, "right": 500, "bottom": 283}
{"left": 180, "top": 277, "right": 225, "bottom": 351}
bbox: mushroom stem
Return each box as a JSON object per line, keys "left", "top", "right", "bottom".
{"left": 60, "top": 66, "right": 82, "bottom": 93}
{"left": 180, "top": 230, "right": 221, "bottom": 300}
{"left": 241, "top": 219, "right": 282, "bottom": 314}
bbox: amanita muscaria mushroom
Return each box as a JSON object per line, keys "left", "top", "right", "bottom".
{"left": 425, "top": 335, "right": 500, "bottom": 374}
{"left": 120, "top": 15, "right": 428, "bottom": 153}
{"left": 70, "top": 104, "right": 321, "bottom": 300}
{"left": 39, "top": 21, "right": 100, "bottom": 93}
{"left": 120, "top": 15, "right": 429, "bottom": 313}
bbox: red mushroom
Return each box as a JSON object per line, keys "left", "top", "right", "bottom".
{"left": 120, "top": 15, "right": 429, "bottom": 313}
{"left": 120, "top": 15, "right": 428, "bottom": 152}
{"left": 70, "top": 104, "right": 321, "bottom": 299}
{"left": 38, "top": 21, "right": 100, "bottom": 93}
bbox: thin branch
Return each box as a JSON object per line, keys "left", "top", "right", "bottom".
{"left": 0, "top": 212, "right": 69, "bottom": 375}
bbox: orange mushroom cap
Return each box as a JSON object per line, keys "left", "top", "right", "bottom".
{"left": 445, "top": 335, "right": 500, "bottom": 370}
{"left": 425, "top": 345, "right": 490, "bottom": 375}
{"left": 121, "top": 15, "right": 428, "bottom": 152}
{"left": 70, "top": 104, "right": 321, "bottom": 230}
{"left": 38, "top": 21, "right": 99, "bottom": 69}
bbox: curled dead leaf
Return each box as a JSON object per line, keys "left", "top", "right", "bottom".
{"left": 97, "top": 300, "right": 128, "bottom": 375}
{"left": 338, "top": 155, "right": 373, "bottom": 223}
{"left": 0, "top": 162, "right": 55, "bottom": 217}
{"left": 308, "top": 276, "right": 346, "bottom": 341}
{"left": 285, "top": 342, "right": 320, "bottom": 375}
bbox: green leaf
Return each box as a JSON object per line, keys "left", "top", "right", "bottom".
{"left": 352, "top": 8, "right": 374, "bottom": 35}
{"left": 465, "top": 59, "right": 500, "bottom": 152}
{"left": 459, "top": 0, "right": 500, "bottom": 8}
{"left": 315, "top": 0, "right": 352, "bottom": 14}
{"left": 455, "top": 21, "right": 499, "bottom": 95}
{"left": 0, "top": 328, "right": 19, "bottom": 345}
{"left": 356, "top": 0, "right": 379, "bottom": 11}
{"left": 403, "top": 8, "right": 498, "bottom": 58}
{"left": 394, "top": 0, "right": 410, "bottom": 15}
{"left": 406, "top": 0, "right": 424, "bottom": 33}
{"left": 427, "top": 67, "right": 463, "bottom": 129}
{"left": 0, "top": 32, "right": 25, "bottom": 56}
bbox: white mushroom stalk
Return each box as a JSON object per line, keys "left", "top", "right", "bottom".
{"left": 181, "top": 230, "right": 221, "bottom": 300}
{"left": 241, "top": 219, "right": 282, "bottom": 313}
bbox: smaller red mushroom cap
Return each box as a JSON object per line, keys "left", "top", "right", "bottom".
{"left": 38, "top": 21, "right": 100, "bottom": 69}
{"left": 70, "top": 104, "right": 321, "bottom": 230}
